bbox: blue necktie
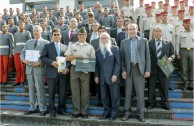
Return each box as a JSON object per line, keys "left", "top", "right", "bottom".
{"left": 56, "top": 43, "right": 60, "bottom": 56}
{"left": 34, "top": 40, "right": 38, "bottom": 48}
{"left": 157, "top": 41, "right": 162, "bottom": 61}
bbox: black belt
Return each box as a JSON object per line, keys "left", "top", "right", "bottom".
{"left": 131, "top": 63, "right": 138, "bottom": 67}
{"left": 144, "top": 30, "right": 150, "bottom": 32}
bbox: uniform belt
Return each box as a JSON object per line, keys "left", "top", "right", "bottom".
{"left": 0, "top": 45, "right": 9, "bottom": 48}
{"left": 181, "top": 48, "right": 193, "bottom": 50}
{"left": 131, "top": 63, "right": 138, "bottom": 67}
{"left": 16, "top": 43, "right": 26, "bottom": 46}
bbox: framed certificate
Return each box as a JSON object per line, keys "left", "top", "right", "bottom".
{"left": 158, "top": 55, "right": 175, "bottom": 78}
{"left": 75, "top": 58, "right": 96, "bottom": 72}
{"left": 56, "top": 56, "right": 66, "bottom": 73}
{"left": 25, "top": 50, "right": 40, "bottom": 62}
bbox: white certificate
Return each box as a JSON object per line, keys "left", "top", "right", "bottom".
{"left": 56, "top": 56, "right": 66, "bottom": 73}
{"left": 25, "top": 50, "right": 40, "bottom": 62}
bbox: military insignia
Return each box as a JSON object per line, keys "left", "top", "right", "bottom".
{"left": 82, "top": 59, "right": 90, "bottom": 64}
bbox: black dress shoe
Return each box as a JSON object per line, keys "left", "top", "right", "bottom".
{"left": 162, "top": 105, "right": 170, "bottom": 110}
{"left": 169, "top": 86, "right": 174, "bottom": 90}
{"left": 40, "top": 111, "right": 47, "bottom": 116}
{"left": 110, "top": 116, "right": 116, "bottom": 120}
{"left": 139, "top": 117, "right": 146, "bottom": 122}
{"left": 12, "top": 83, "right": 20, "bottom": 86}
{"left": 71, "top": 114, "right": 80, "bottom": 118}
{"left": 81, "top": 114, "right": 88, "bottom": 119}
{"left": 121, "top": 114, "right": 130, "bottom": 121}
{"left": 24, "top": 110, "right": 38, "bottom": 115}
{"left": 58, "top": 111, "right": 69, "bottom": 116}
{"left": 100, "top": 115, "right": 110, "bottom": 119}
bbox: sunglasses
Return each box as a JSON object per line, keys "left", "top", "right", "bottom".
{"left": 53, "top": 34, "right": 60, "bottom": 36}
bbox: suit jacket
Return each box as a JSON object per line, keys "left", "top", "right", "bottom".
{"left": 20, "top": 38, "right": 49, "bottom": 75}
{"left": 82, "top": 23, "right": 93, "bottom": 34}
{"left": 149, "top": 39, "right": 175, "bottom": 75}
{"left": 40, "top": 42, "right": 71, "bottom": 78}
{"left": 61, "top": 29, "right": 79, "bottom": 46}
{"left": 120, "top": 37, "right": 151, "bottom": 75}
{"left": 95, "top": 46, "right": 121, "bottom": 85}
{"left": 110, "top": 28, "right": 125, "bottom": 45}
{"left": 91, "top": 38, "right": 117, "bottom": 51}
{"left": 117, "top": 31, "right": 127, "bottom": 48}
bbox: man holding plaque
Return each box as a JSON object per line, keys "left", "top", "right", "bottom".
{"left": 65, "top": 27, "right": 95, "bottom": 119}
{"left": 95, "top": 32, "right": 121, "bottom": 120}
{"left": 148, "top": 26, "right": 175, "bottom": 110}
{"left": 40, "top": 28, "right": 70, "bottom": 118}
{"left": 20, "top": 25, "right": 49, "bottom": 116}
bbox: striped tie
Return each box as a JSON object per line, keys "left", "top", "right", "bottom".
{"left": 131, "top": 39, "right": 138, "bottom": 64}
{"left": 157, "top": 41, "right": 162, "bottom": 60}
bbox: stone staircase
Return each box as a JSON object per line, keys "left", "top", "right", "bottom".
{"left": 0, "top": 70, "right": 193, "bottom": 126}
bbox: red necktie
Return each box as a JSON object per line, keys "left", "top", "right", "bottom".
{"left": 69, "top": 30, "right": 73, "bottom": 41}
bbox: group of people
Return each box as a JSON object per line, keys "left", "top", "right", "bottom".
{"left": 0, "top": 0, "right": 193, "bottom": 122}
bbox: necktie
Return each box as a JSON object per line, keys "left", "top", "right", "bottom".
{"left": 104, "top": 47, "right": 107, "bottom": 59}
{"left": 69, "top": 30, "right": 73, "bottom": 41}
{"left": 34, "top": 40, "right": 38, "bottom": 48}
{"left": 131, "top": 39, "right": 137, "bottom": 64}
{"left": 157, "top": 41, "right": 162, "bottom": 60}
{"left": 56, "top": 43, "right": 60, "bottom": 56}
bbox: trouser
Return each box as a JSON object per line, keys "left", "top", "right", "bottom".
{"left": 100, "top": 82, "right": 120, "bottom": 117}
{"left": 14, "top": 53, "right": 25, "bottom": 83}
{"left": 143, "top": 30, "right": 150, "bottom": 40}
{"left": 8, "top": 56, "right": 14, "bottom": 74}
{"left": 124, "top": 65, "right": 145, "bottom": 118}
{"left": 27, "top": 72, "right": 47, "bottom": 112}
{"left": 47, "top": 74, "right": 67, "bottom": 112}
{"left": 0, "top": 55, "right": 9, "bottom": 83}
{"left": 70, "top": 66, "right": 90, "bottom": 115}
{"left": 148, "top": 74, "right": 170, "bottom": 106}
{"left": 180, "top": 49, "right": 194, "bottom": 84}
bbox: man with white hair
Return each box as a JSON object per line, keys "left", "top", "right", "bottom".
{"left": 20, "top": 25, "right": 49, "bottom": 116}
{"left": 148, "top": 26, "right": 175, "bottom": 110}
{"left": 95, "top": 32, "right": 121, "bottom": 120}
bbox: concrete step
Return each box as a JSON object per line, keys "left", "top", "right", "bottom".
{"left": 1, "top": 86, "right": 193, "bottom": 99}
{"left": 1, "top": 93, "right": 193, "bottom": 109}
{"left": 1, "top": 105, "right": 193, "bottom": 122}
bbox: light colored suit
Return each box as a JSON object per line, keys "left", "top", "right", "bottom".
{"left": 20, "top": 38, "right": 49, "bottom": 112}
{"left": 120, "top": 37, "right": 151, "bottom": 118}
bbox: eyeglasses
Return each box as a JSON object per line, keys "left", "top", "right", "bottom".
{"left": 53, "top": 34, "right": 60, "bottom": 36}
{"left": 100, "top": 38, "right": 109, "bottom": 40}
{"left": 78, "top": 33, "right": 86, "bottom": 35}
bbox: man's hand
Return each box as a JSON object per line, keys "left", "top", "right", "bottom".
{"left": 112, "top": 75, "right": 117, "bottom": 83}
{"left": 168, "top": 57, "right": 173, "bottom": 63}
{"left": 23, "top": 60, "right": 30, "bottom": 65}
{"left": 62, "top": 68, "right": 69, "bottom": 74}
{"left": 95, "top": 77, "right": 99, "bottom": 84}
{"left": 144, "top": 72, "right": 150, "bottom": 78}
{"left": 52, "top": 61, "right": 59, "bottom": 68}
{"left": 122, "top": 71, "right": 127, "bottom": 80}
{"left": 32, "top": 62, "right": 40, "bottom": 67}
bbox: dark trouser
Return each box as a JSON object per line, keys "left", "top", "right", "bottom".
{"left": 47, "top": 74, "right": 67, "bottom": 112}
{"left": 100, "top": 82, "right": 120, "bottom": 117}
{"left": 124, "top": 65, "right": 145, "bottom": 118}
{"left": 90, "top": 72, "right": 97, "bottom": 96}
{"left": 148, "top": 73, "right": 170, "bottom": 107}
{"left": 143, "top": 30, "right": 150, "bottom": 40}
{"left": 180, "top": 49, "right": 194, "bottom": 84}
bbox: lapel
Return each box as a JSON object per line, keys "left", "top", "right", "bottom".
{"left": 51, "top": 42, "right": 58, "bottom": 56}
{"left": 150, "top": 39, "right": 157, "bottom": 57}
{"left": 137, "top": 37, "right": 141, "bottom": 49}
{"left": 35, "top": 38, "right": 42, "bottom": 50}
{"left": 161, "top": 40, "right": 166, "bottom": 57}
{"left": 104, "top": 51, "right": 110, "bottom": 61}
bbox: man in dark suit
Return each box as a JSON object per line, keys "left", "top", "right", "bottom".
{"left": 117, "top": 19, "right": 132, "bottom": 47}
{"left": 110, "top": 16, "right": 125, "bottom": 44}
{"left": 120, "top": 23, "right": 151, "bottom": 122}
{"left": 95, "top": 32, "right": 121, "bottom": 120}
{"left": 91, "top": 26, "right": 117, "bottom": 51}
{"left": 82, "top": 13, "right": 95, "bottom": 34}
{"left": 86, "top": 21, "right": 100, "bottom": 43}
{"left": 148, "top": 26, "right": 175, "bottom": 110}
{"left": 40, "top": 28, "right": 71, "bottom": 118}
{"left": 61, "top": 18, "right": 78, "bottom": 46}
